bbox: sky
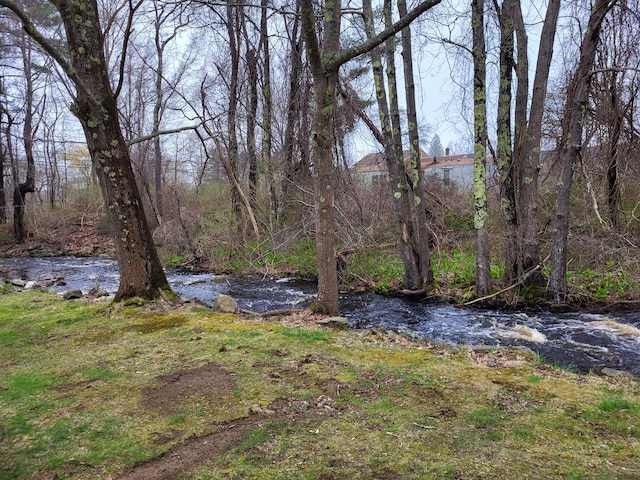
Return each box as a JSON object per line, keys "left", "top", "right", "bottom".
{"left": 347, "top": 0, "right": 553, "bottom": 164}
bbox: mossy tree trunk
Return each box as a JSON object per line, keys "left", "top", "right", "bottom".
{"left": 495, "top": 0, "right": 518, "bottom": 283}
{"left": 60, "top": 0, "right": 172, "bottom": 300}
{"left": 549, "top": 0, "right": 616, "bottom": 300}
{"left": 301, "top": 0, "right": 341, "bottom": 315}
{"left": 0, "top": 0, "right": 174, "bottom": 300}
{"left": 472, "top": 0, "right": 491, "bottom": 296}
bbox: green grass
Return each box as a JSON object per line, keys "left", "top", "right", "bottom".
{"left": 1, "top": 291, "right": 640, "bottom": 479}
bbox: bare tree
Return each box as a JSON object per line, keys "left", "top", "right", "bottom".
{"left": 549, "top": 0, "right": 617, "bottom": 300}
{"left": 589, "top": 2, "right": 640, "bottom": 229}
{"left": 363, "top": 0, "right": 419, "bottom": 291}
{"left": 398, "top": 0, "right": 433, "bottom": 288}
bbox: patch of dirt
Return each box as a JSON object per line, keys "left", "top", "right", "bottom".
{"left": 51, "top": 379, "right": 97, "bottom": 393}
{"left": 118, "top": 410, "right": 276, "bottom": 480}
{"left": 142, "top": 363, "right": 236, "bottom": 415}
{"left": 117, "top": 359, "right": 350, "bottom": 480}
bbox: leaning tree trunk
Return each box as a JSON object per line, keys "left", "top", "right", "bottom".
{"left": 471, "top": 0, "right": 491, "bottom": 295}
{"left": 49, "top": 0, "right": 173, "bottom": 301}
{"left": 549, "top": 0, "right": 616, "bottom": 300}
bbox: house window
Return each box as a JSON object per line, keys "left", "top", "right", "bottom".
{"left": 442, "top": 168, "right": 451, "bottom": 186}
{"left": 372, "top": 174, "right": 384, "bottom": 185}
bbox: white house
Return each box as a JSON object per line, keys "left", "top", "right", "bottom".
{"left": 353, "top": 148, "right": 496, "bottom": 190}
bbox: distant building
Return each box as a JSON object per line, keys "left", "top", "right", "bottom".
{"left": 353, "top": 147, "right": 496, "bottom": 190}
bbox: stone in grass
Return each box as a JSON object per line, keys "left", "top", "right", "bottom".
{"left": 316, "top": 316, "right": 349, "bottom": 330}
{"left": 63, "top": 290, "right": 83, "bottom": 300}
{"left": 213, "top": 294, "right": 238, "bottom": 313}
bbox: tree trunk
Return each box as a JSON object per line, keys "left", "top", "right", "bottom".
{"left": 0, "top": 139, "right": 5, "bottom": 224}
{"left": 14, "top": 34, "right": 36, "bottom": 244}
{"left": 496, "top": 0, "right": 518, "bottom": 283}
{"left": 279, "top": 1, "right": 305, "bottom": 224}
{"left": 549, "top": 0, "right": 616, "bottom": 300}
{"left": 398, "top": 0, "right": 433, "bottom": 288}
{"left": 301, "top": 0, "right": 341, "bottom": 315}
{"left": 300, "top": 0, "right": 442, "bottom": 313}
{"left": 49, "top": 0, "right": 172, "bottom": 301}
{"left": 259, "top": 0, "right": 275, "bottom": 220}
{"left": 606, "top": 75, "right": 622, "bottom": 228}
{"left": 362, "top": 0, "right": 420, "bottom": 291}
{"left": 472, "top": 0, "right": 491, "bottom": 295}
{"left": 383, "top": 0, "right": 423, "bottom": 290}
{"left": 226, "top": 0, "right": 242, "bottom": 224}
{"left": 517, "top": 0, "right": 560, "bottom": 280}
{"left": 246, "top": 47, "right": 259, "bottom": 207}
{"left": 151, "top": 3, "right": 166, "bottom": 220}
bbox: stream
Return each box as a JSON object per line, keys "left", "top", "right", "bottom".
{"left": 2, "top": 255, "right": 639, "bottom": 376}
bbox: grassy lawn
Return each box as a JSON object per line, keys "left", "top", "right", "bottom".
{"left": 1, "top": 291, "right": 639, "bottom": 479}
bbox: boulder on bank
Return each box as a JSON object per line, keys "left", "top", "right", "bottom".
{"left": 213, "top": 294, "right": 238, "bottom": 313}
{"left": 63, "top": 290, "right": 83, "bottom": 300}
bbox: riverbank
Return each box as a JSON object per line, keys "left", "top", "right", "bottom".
{"left": 1, "top": 290, "right": 639, "bottom": 479}
{"left": 2, "top": 217, "right": 639, "bottom": 313}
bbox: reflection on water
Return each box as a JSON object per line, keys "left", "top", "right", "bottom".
{"left": 2, "top": 256, "right": 639, "bottom": 376}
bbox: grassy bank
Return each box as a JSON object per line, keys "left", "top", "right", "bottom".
{"left": 1, "top": 291, "right": 639, "bottom": 479}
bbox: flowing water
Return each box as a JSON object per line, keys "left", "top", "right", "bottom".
{"left": 2, "top": 256, "right": 639, "bottom": 376}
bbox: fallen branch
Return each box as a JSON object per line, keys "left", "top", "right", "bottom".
{"left": 157, "top": 287, "right": 174, "bottom": 304}
{"left": 463, "top": 255, "right": 551, "bottom": 306}
{"left": 238, "top": 308, "right": 306, "bottom": 318}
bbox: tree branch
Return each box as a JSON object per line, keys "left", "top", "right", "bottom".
{"left": 441, "top": 37, "right": 472, "bottom": 56}
{"left": 0, "top": 1, "right": 79, "bottom": 88}
{"left": 127, "top": 124, "right": 202, "bottom": 145}
{"left": 337, "top": 80, "right": 384, "bottom": 144}
{"left": 0, "top": 0, "right": 107, "bottom": 108}
{"left": 114, "top": 0, "right": 145, "bottom": 99}
{"left": 335, "top": 0, "right": 442, "bottom": 67}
